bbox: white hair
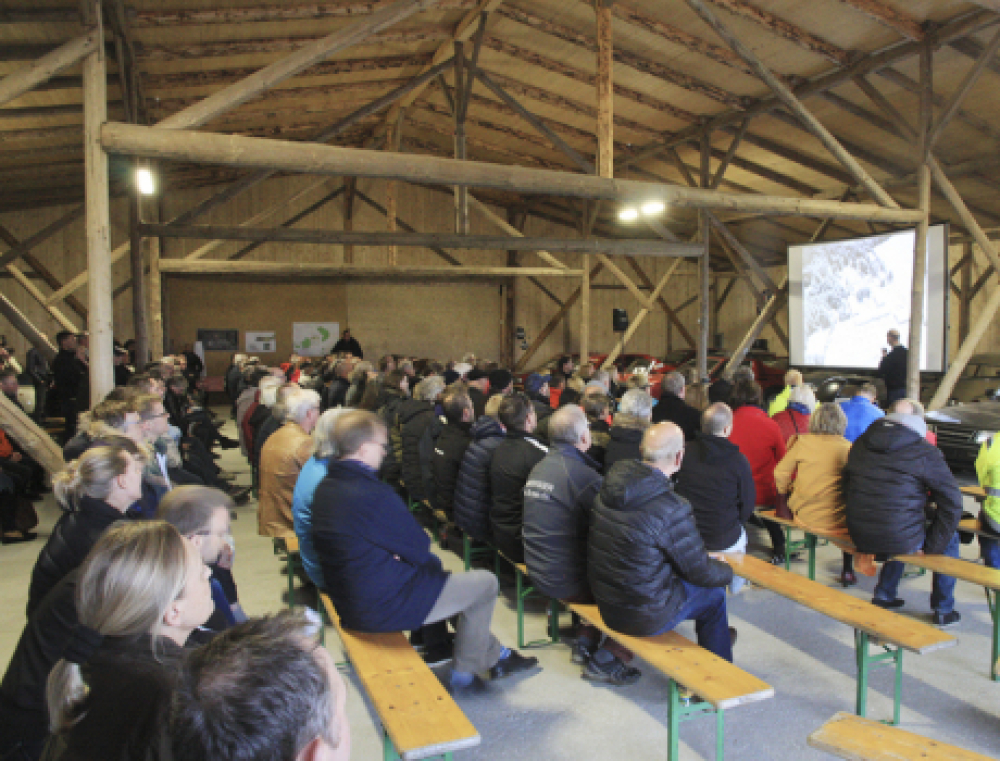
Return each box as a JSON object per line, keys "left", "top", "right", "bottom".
{"left": 619, "top": 389, "right": 654, "bottom": 420}
{"left": 548, "top": 405, "right": 589, "bottom": 445}
{"left": 313, "top": 407, "right": 351, "bottom": 459}
{"left": 591, "top": 370, "right": 610, "bottom": 392}
{"left": 788, "top": 384, "right": 817, "bottom": 413}
{"left": 259, "top": 377, "right": 282, "bottom": 408}
{"left": 285, "top": 389, "right": 321, "bottom": 425}
{"left": 414, "top": 376, "right": 445, "bottom": 401}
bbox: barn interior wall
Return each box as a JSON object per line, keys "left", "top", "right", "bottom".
{"left": 0, "top": 173, "right": 987, "bottom": 378}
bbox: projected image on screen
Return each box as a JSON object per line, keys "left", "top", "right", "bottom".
{"left": 788, "top": 224, "right": 947, "bottom": 372}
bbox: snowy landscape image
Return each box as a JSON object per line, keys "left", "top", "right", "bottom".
{"left": 801, "top": 230, "right": 926, "bottom": 368}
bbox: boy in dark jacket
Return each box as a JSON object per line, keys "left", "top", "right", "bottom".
{"left": 675, "top": 403, "right": 756, "bottom": 593}
{"left": 588, "top": 422, "right": 736, "bottom": 661}
{"left": 453, "top": 400, "right": 505, "bottom": 542}
{"left": 313, "top": 410, "right": 539, "bottom": 695}
{"left": 845, "top": 413, "right": 964, "bottom": 626}
{"left": 489, "top": 394, "right": 548, "bottom": 563}
{"left": 524, "top": 406, "right": 639, "bottom": 685}
{"left": 431, "top": 386, "right": 474, "bottom": 521}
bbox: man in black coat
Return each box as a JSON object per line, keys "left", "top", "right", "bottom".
{"left": 466, "top": 367, "right": 490, "bottom": 420}
{"left": 489, "top": 394, "right": 548, "bottom": 563}
{"left": 453, "top": 413, "right": 505, "bottom": 543}
{"left": 523, "top": 406, "right": 639, "bottom": 685}
{"left": 51, "top": 331, "right": 86, "bottom": 442}
{"left": 323, "top": 360, "right": 351, "bottom": 411}
{"left": 331, "top": 328, "right": 363, "bottom": 359}
{"left": 675, "top": 403, "right": 756, "bottom": 593}
{"left": 877, "top": 329, "right": 908, "bottom": 406}
{"left": 399, "top": 376, "right": 444, "bottom": 505}
{"left": 652, "top": 371, "right": 701, "bottom": 440}
{"left": 588, "top": 422, "right": 736, "bottom": 660}
{"left": 845, "top": 412, "right": 963, "bottom": 626}
{"left": 431, "top": 386, "right": 474, "bottom": 521}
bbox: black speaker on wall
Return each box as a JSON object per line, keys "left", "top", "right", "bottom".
{"left": 612, "top": 308, "right": 629, "bottom": 332}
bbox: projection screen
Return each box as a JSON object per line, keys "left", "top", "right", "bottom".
{"left": 788, "top": 224, "right": 948, "bottom": 372}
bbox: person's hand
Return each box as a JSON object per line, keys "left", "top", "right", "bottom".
{"left": 217, "top": 542, "right": 234, "bottom": 570}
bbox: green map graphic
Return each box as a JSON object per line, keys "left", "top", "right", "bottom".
{"left": 293, "top": 323, "right": 338, "bottom": 355}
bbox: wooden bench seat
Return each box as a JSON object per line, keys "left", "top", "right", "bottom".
{"left": 569, "top": 602, "right": 773, "bottom": 761}
{"left": 320, "top": 593, "right": 480, "bottom": 761}
{"left": 723, "top": 553, "right": 955, "bottom": 725}
{"left": 756, "top": 510, "right": 1000, "bottom": 682}
{"left": 808, "top": 711, "right": 995, "bottom": 760}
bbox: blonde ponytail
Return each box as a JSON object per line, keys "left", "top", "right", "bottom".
{"left": 51, "top": 441, "right": 140, "bottom": 510}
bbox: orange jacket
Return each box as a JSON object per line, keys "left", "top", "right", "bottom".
{"left": 0, "top": 429, "right": 13, "bottom": 459}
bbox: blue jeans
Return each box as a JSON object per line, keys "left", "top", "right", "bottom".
{"left": 981, "top": 535, "right": 1000, "bottom": 570}
{"left": 652, "top": 580, "right": 732, "bottom": 662}
{"left": 874, "top": 532, "right": 960, "bottom": 614}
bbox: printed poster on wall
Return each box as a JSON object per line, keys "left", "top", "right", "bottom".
{"left": 246, "top": 331, "right": 277, "bottom": 353}
{"left": 292, "top": 322, "right": 339, "bottom": 357}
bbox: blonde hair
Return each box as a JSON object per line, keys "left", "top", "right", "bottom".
{"left": 53, "top": 444, "right": 139, "bottom": 510}
{"left": 789, "top": 384, "right": 817, "bottom": 413}
{"left": 809, "top": 402, "right": 848, "bottom": 437}
{"left": 484, "top": 394, "right": 504, "bottom": 419}
{"left": 46, "top": 521, "right": 190, "bottom": 734}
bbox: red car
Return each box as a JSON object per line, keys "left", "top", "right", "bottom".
{"left": 674, "top": 352, "right": 788, "bottom": 398}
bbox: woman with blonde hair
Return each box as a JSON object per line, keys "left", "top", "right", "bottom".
{"left": 44, "top": 521, "right": 214, "bottom": 760}
{"left": 26, "top": 442, "right": 145, "bottom": 617}
{"left": 773, "top": 402, "right": 859, "bottom": 586}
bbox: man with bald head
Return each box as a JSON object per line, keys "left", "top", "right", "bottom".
{"left": 588, "top": 422, "right": 737, "bottom": 661}
{"left": 675, "top": 404, "right": 756, "bottom": 593}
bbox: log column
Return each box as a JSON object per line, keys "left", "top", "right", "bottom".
{"left": 149, "top": 194, "right": 164, "bottom": 360}
{"left": 697, "top": 132, "right": 711, "bottom": 381}
{"left": 82, "top": 1, "right": 114, "bottom": 405}
{"left": 907, "top": 42, "right": 932, "bottom": 400}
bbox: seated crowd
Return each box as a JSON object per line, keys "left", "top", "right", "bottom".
{"left": 0, "top": 341, "right": 973, "bottom": 759}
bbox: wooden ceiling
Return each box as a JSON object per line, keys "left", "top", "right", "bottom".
{"left": 2, "top": 0, "right": 999, "bottom": 266}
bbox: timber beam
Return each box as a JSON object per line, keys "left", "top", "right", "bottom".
{"left": 158, "top": 261, "right": 583, "bottom": 278}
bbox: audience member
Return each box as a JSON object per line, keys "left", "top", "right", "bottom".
{"left": 603, "top": 389, "right": 653, "bottom": 471}
{"left": 25, "top": 346, "right": 51, "bottom": 425}
{"left": 652, "top": 372, "right": 700, "bottom": 440}
{"left": 588, "top": 422, "right": 735, "bottom": 661}
{"left": 772, "top": 384, "right": 816, "bottom": 444}
{"left": 170, "top": 611, "right": 351, "bottom": 761}
{"left": 44, "top": 521, "right": 213, "bottom": 761}
{"left": 344, "top": 361, "right": 374, "bottom": 408}
{"left": 845, "top": 410, "right": 963, "bottom": 626}
{"left": 398, "top": 376, "right": 445, "bottom": 506}
{"left": 464, "top": 367, "right": 489, "bottom": 419}
{"left": 774, "top": 403, "right": 856, "bottom": 586}
{"left": 547, "top": 374, "right": 566, "bottom": 409}
{"left": 375, "top": 369, "right": 409, "bottom": 488}
{"left": 675, "top": 403, "right": 756, "bottom": 593}
{"left": 976, "top": 426, "right": 1000, "bottom": 570}
{"left": 254, "top": 382, "right": 300, "bottom": 468}
{"left": 877, "top": 328, "right": 907, "bottom": 405}
{"left": 728, "top": 379, "right": 788, "bottom": 564}
{"left": 489, "top": 394, "right": 548, "bottom": 563}
{"left": 27, "top": 442, "right": 144, "bottom": 616}
{"left": 313, "top": 411, "right": 539, "bottom": 696}
{"left": 524, "top": 406, "right": 639, "bottom": 685}
{"left": 840, "top": 383, "right": 884, "bottom": 443}
{"left": 488, "top": 368, "right": 513, "bottom": 397}
{"left": 431, "top": 386, "right": 474, "bottom": 522}
{"left": 236, "top": 366, "right": 269, "bottom": 456}
{"left": 684, "top": 381, "right": 710, "bottom": 413}
{"left": 324, "top": 359, "right": 352, "bottom": 410}
{"left": 259, "top": 390, "right": 320, "bottom": 538}
{"left": 453, "top": 395, "right": 505, "bottom": 543}
{"left": 51, "top": 332, "right": 86, "bottom": 441}
{"left": 582, "top": 394, "right": 611, "bottom": 467}
{"left": 553, "top": 355, "right": 575, "bottom": 386}
{"left": 767, "top": 369, "right": 803, "bottom": 416}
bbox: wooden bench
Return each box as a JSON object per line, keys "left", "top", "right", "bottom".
{"left": 723, "top": 553, "right": 955, "bottom": 725}
{"left": 319, "top": 593, "right": 480, "bottom": 761}
{"left": 808, "top": 711, "right": 995, "bottom": 760}
{"left": 756, "top": 510, "right": 1000, "bottom": 682}
{"left": 503, "top": 558, "right": 561, "bottom": 649}
{"left": 569, "top": 602, "right": 773, "bottom": 761}
{"left": 277, "top": 535, "right": 301, "bottom": 607}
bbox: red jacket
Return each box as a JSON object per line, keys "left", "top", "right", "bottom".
{"left": 772, "top": 408, "right": 811, "bottom": 446}
{"left": 729, "top": 405, "right": 786, "bottom": 508}
{"left": 0, "top": 429, "right": 12, "bottom": 459}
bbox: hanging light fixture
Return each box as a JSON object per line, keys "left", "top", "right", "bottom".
{"left": 641, "top": 200, "right": 665, "bottom": 216}
{"left": 136, "top": 165, "right": 155, "bottom": 196}
{"left": 618, "top": 207, "right": 639, "bottom": 221}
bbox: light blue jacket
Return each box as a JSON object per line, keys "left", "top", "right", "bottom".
{"left": 292, "top": 456, "right": 330, "bottom": 588}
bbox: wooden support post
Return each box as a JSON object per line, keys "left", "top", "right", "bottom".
{"left": 0, "top": 31, "right": 98, "bottom": 108}
{"left": 580, "top": 254, "right": 590, "bottom": 364}
{"left": 0, "top": 292, "right": 58, "bottom": 361}
{"left": 129, "top": 169, "right": 149, "bottom": 367}
{"left": 386, "top": 122, "right": 401, "bottom": 266}
{"left": 83, "top": 3, "right": 114, "bottom": 407}
{"left": 595, "top": 0, "right": 613, "bottom": 180}
{"left": 149, "top": 198, "right": 164, "bottom": 360}
{"left": 0, "top": 392, "right": 64, "bottom": 477}
{"left": 959, "top": 242, "right": 973, "bottom": 343}
{"left": 697, "top": 131, "right": 711, "bottom": 381}
{"left": 906, "top": 164, "right": 930, "bottom": 399}
{"left": 453, "top": 41, "right": 469, "bottom": 235}
{"left": 683, "top": 0, "right": 900, "bottom": 210}
{"left": 344, "top": 178, "right": 356, "bottom": 264}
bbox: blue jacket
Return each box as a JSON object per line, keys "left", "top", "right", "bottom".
{"left": 313, "top": 459, "right": 448, "bottom": 632}
{"left": 292, "top": 455, "right": 330, "bottom": 588}
{"left": 840, "top": 396, "right": 885, "bottom": 443}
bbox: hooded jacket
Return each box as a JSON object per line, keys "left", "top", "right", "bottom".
{"left": 314, "top": 459, "right": 448, "bottom": 631}
{"left": 674, "top": 432, "right": 756, "bottom": 551}
{"left": 523, "top": 444, "right": 602, "bottom": 600}
{"left": 588, "top": 460, "right": 733, "bottom": 637}
{"left": 378, "top": 389, "right": 408, "bottom": 485}
{"left": 453, "top": 417, "right": 505, "bottom": 541}
{"left": 729, "top": 405, "right": 786, "bottom": 508}
{"left": 651, "top": 393, "right": 700, "bottom": 441}
{"left": 431, "top": 421, "right": 473, "bottom": 518}
{"left": 399, "top": 399, "right": 442, "bottom": 504}
{"left": 845, "top": 417, "right": 962, "bottom": 556}
{"left": 603, "top": 422, "right": 645, "bottom": 471}
{"left": 489, "top": 429, "right": 548, "bottom": 562}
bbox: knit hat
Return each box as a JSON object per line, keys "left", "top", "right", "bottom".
{"left": 488, "top": 369, "right": 512, "bottom": 392}
{"left": 467, "top": 367, "right": 488, "bottom": 382}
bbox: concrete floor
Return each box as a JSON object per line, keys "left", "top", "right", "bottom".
{"left": 3, "top": 416, "right": 1000, "bottom": 760}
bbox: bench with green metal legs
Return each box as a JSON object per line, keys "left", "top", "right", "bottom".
{"left": 667, "top": 680, "right": 726, "bottom": 761}
{"left": 462, "top": 534, "right": 497, "bottom": 572}
{"left": 497, "top": 554, "right": 562, "bottom": 649}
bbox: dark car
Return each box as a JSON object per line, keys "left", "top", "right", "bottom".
{"left": 802, "top": 372, "right": 887, "bottom": 405}
{"left": 926, "top": 401, "right": 1000, "bottom": 473}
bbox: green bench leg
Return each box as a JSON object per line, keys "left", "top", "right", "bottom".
{"left": 902, "top": 565, "right": 927, "bottom": 579}
{"left": 514, "top": 565, "right": 560, "bottom": 649}
{"left": 383, "top": 729, "right": 453, "bottom": 761}
{"left": 855, "top": 630, "right": 903, "bottom": 725}
{"left": 987, "top": 589, "right": 1000, "bottom": 682}
{"left": 783, "top": 526, "right": 792, "bottom": 571}
{"left": 667, "top": 679, "right": 725, "bottom": 761}
{"left": 462, "top": 535, "right": 497, "bottom": 573}
{"left": 806, "top": 534, "right": 817, "bottom": 581}
{"left": 286, "top": 552, "right": 296, "bottom": 607}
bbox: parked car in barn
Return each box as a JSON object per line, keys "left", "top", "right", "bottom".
{"left": 927, "top": 400, "right": 1000, "bottom": 474}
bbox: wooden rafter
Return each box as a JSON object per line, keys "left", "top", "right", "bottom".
{"left": 832, "top": 0, "right": 924, "bottom": 41}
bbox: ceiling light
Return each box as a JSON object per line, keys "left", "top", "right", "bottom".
{"left": 641, "top": 201, "right": 666, "bottom": 216}
{"left": 618, "top": 207, "right": 639, "bottom": 222}
{"left": 136, "top": 167, "right": 155, "bottom": 196}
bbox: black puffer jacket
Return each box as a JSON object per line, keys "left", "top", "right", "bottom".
{"left": 603, "top": 424, "right": 645, "bottom": 471}
{"left": 675, "top": 433, "right": 756, "bottom": 551}
{"left": 489, "top": 430, "right": 548, "bottom": 562}
{"left": 399, "top": 399, "right": 442, "bottom": 504}
{"left": 27, "top": 496, "right": 127, "bottom": 617}
{"left": 431, "top": 421, "right": 473, "bottom": 518}
{"left": 453, "top": 417, "right": 505, "bottom": 541}
{"left": 588, "top": 460, "right": 733, "bottom": 637}
{"left": 378, "top": 390, "right": 408, "bottom": 485}
{"left": 845, "top": 418, "right": 962, "bottom": 555}
{"left": 324, "top": 377, "right": 350, "bottom": 410}
{"left": 652, "top": 393, "right": 701, "bottom": 441}
{"left": 523, "top": 444, "right": 602, "bottom": 600}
